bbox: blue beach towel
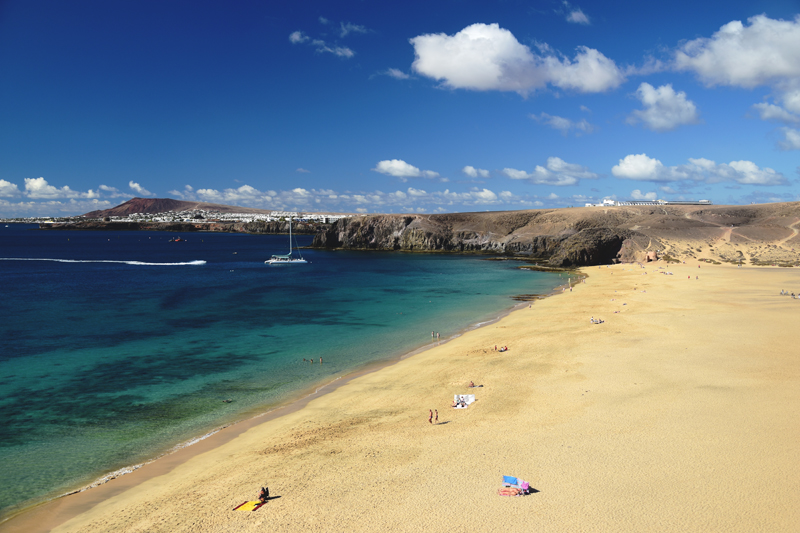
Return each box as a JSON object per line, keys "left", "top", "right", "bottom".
{"left": 503, "top": 476, "right": 518, "bottom": 486}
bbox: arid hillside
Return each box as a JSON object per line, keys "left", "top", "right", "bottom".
{"left": 313, "top": 202, "right": 800, "bottom": 266}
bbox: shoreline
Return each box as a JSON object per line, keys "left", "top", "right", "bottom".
{"left": 8, "top": 260, "right": 797, "bottom": 532}
{"left": 0, "top": 273, "right": 566, "bottom": 532}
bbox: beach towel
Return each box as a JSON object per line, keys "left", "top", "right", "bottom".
{"left": 453, "top": 394, "right": 476, "bottom": 408}
{"left": 233, "top": 501, "right": 265, "bottom": 512}
{"left": 502, "top": 475, "right": 518, "bottom": 486}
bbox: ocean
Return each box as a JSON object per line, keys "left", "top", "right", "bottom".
{"left": 0, "top": 224, "right": 562, "bottom": 518}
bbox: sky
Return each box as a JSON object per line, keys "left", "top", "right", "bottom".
{"left": 2, "top": 0, "right": 800, "bottom": 217}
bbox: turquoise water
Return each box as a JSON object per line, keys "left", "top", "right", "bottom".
{"left": 0, "top": 225, "right": 560, "bottom": 517}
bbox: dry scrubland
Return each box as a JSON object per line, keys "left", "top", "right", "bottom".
{"left": 4, "top": 259, "right": 797, "bottom": 533}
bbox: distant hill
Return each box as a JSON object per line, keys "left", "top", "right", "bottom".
{"left": 82, "top": 198, "right": 272, "bottom": 218}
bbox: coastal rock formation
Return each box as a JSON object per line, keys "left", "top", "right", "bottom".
{"left": 312, "top": 202, "right": 800, "bottom": 267}
{"left": 42, "top": 199, "right": 800, "bottom": 266}
{"left": 312, "top": 212, "right": 647, "bottom": 266}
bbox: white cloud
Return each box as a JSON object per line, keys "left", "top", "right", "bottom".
{"left": 98, "top": 184, "right": 128, "bottom": 198}
{"left": 289, "top": 31, "right": 309, "bottom": 44}
{"left": 291, "top": 26, "right": 355, "bottom": 59}
{"left": 24, "top": 177, "right": 98, "bottom": 199}
{"left": 340, "top": 22, "right": 368, "bottom": 38}
{"left": 409, "top": 23, "right": 624, "bottom": 96}
{"left": 129, "top": 181, "right": 153, "bottom": 197}
{"left": 462, "top": 165, "right": 490, "bottom": 178}
{"left": 612, "top": 154, "right": 665, "bottom": 180}
{"left": 0, "top": 179, "right": 21, "bottom": 197}
{"left": 318, "top": 17, "right": 329, "bottom": 25}
{"left": 385, "top": 68, "right": 410, "bottom": 80}
{"left": 372, "top": 159, "right": 440, "bottom": 181}
{"left": 783, "top": 89, "right": 800, "bottom": 114}
{"left": 612, "top": 153, "right": 786, "bottom": 185}
{"left": 502, "top": 157, "right": 597, "bottom": 186}
{"left": 778, "top": 128, "right": 800, "bottom": 150}
{"left": 752, "top": 102, "right": 800, "bottom": 123}
{"left": 627, "top": 83, "right": 699, "bottom": 131}
{"left": 673, "top": 15, "right": 800, "bottom": 89}
{"left": 531, "top": 112, "right": 594, "bottom": 135}
{"left": 296, "top": 168, "right": 311, "bottom": 173}
{"left": 630, "top": 189, "right": 657, "bottom": 201}
{"left": 567, "top": 8, "right": 590, "bottom": 25}
{"left": 311, "top": 39, "right": 354, "bottom": 58}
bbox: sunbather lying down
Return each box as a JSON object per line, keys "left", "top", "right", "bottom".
{"left": 497, "top": 487, "right": 523, "bottom": 496}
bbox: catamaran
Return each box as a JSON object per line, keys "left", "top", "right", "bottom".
{"left": 266, "top": 218, "right": 308, "bottom": 264}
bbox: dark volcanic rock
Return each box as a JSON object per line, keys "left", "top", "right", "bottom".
{"left": 547, "top": 228, "right": 635, "bottom": 267}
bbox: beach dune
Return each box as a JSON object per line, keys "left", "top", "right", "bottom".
{"left": 5, "top": 261, "right": 799, "bottom": 532}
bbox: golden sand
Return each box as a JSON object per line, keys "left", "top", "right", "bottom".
{"left": 6, "top": 261, "right": 800, "bottom": 532}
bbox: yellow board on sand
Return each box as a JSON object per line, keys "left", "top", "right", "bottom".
{"left": 232, "top": 501, "right": 264, "bottom": 512}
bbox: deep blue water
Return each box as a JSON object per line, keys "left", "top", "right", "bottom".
{"left": 0, "top": 224, "right": 560, "bottom": 517}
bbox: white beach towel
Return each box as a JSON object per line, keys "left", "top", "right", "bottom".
{"left": 453, "top": 394, "right": 476, "bottom": 407}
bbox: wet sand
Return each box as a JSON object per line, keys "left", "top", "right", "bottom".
{"left": 4, "top": 261, "right": 800, "bottom": 532}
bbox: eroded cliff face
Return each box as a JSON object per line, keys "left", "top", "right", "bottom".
{"left": 311, "top": 212, "right": 647, "bottom": 266}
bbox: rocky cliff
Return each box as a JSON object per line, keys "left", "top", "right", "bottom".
{"left": 312, "top": 202, "right": 800, "bottom": 267}
{"left": 311, "top": 211, "right": 647, "bottom": 267}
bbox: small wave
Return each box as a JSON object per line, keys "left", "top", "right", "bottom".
{"left": 0, "top": 258, "right": 207, "bottom": 266}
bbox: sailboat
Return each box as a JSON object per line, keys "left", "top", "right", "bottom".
{"left": 265, "top": 217, "right": 308, "bottom": 264}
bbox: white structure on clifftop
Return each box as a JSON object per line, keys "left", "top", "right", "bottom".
{"left": 585, "top": 199, "right": 711, "bottom": 207}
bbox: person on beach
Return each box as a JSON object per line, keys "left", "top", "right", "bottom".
{"left": 435, "top": 409, "right": 438, "bottom": 423}
{"left": 319, "top": 357, "right": 322, "bottom": 364}
{"left": 258, "top": 487, "right": 269, "bottom": 503}
{"left": 469, "top": 381, "right": 475, "bottom": 387}
{"left": 429, "top": 409, "right": 433, "bottom": 424}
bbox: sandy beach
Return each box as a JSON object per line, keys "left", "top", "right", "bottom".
{"left": 4, "top": 260, "right": 799, "bottom": 532}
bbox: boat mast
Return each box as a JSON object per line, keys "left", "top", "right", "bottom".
{"left": 289, "top": 217, "right": 293, "bottom": 254}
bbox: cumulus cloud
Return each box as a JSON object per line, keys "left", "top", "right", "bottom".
{"left": 752, "top": 102, "right": 800, "bottom": 123}
{"left": 0, "top": 179, "right": 21, "bottom": 197}
{"left": 531, "top": 112, "right": 594, "bottom": 135}
{"left": 627, "top": 83, "right": 699, "bottom": 131}
{"left": 462, "top": 165, "right": 490, "bottom": 178}
{"left": 372, "top": 159, "right": 440, "bottom": 181}
{"left": 630, "top": 189, "right": 657, "bottom": 201}
{"left": 502, "top": 157, "right": 597, "bottom": 186}
{"left": 778, "top": 128, "right": 800, "bottom": 150}
{"left": 673, "top": 15, "right": 800, "bottom": 89}
{"left": 612, "top": 154, "right": 786, "bottom": 185}
{"left": 129, "top": 181, "right": 153, "bottom": 197}
{"left": 24, "top": 177, "right": 99, "bottom": 199}
{"left": 409, "top": 23, "right": 624, "bottom": 96}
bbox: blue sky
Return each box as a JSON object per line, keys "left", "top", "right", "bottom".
{"left": 2, "top": 0, "right": 800, "bottom": 217}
